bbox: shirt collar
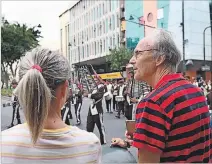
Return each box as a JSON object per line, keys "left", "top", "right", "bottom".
{"left": 154, "top": 73, "right": 184, "bottom": 89}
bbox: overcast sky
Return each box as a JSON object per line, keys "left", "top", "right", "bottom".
{"left": 2, "top": 1, "right": 78, "bottom": 50}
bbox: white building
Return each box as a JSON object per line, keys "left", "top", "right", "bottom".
{"left": 60, "top": 0, "right": 121, "bottom": 74}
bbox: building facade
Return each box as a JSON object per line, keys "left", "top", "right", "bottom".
{"left": 60, "top": 0, "right": 211, "bottom": 80}
{"left": 59, "top": 9, "right": 70, "bottom": 60}
{"left": 124, "top": 0, "right": 212, "bottom": 80}
{"left": 60, "top": 0, "right": 121, "bottom": 75}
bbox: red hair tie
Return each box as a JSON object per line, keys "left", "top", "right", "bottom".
{"left": 31, "top": 65, "right": 42, "bottom": 73}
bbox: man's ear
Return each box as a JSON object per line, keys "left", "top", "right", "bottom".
{"left": 155, "top": 55, "right": 166, "bottom": 66}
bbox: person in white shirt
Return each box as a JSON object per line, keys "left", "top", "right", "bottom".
{"left": 115, "top": 80, "right": 126, "bottom": 119}
{"left": 104, "top": 80, "right": 113, "bottom": 113}
{"left": 193, "top": 79, "right": 199, "bottom": 87}
{"left": 7, "top": 79, "right": 21, "bottom": 128}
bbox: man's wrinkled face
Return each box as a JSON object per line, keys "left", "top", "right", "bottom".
{"left": 129, "top": 39, "right": 157, "bottom": 81}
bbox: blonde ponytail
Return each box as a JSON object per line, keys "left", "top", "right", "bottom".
{"left": 16, "top": 69, "right": 51, "bottom": 144}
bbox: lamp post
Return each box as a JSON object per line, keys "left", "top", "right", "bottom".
{"left": 68, "top": 42, "right": 71, "bottom": 63}
{"left": 203, "top": 26, "right": 211, "bottom": 66}
{"left": 181, "top": 0, "right": 186, "bottom": 74}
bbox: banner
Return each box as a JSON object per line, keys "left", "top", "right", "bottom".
{"left": 92, "top": 72, "right": 122, "bottom": 80}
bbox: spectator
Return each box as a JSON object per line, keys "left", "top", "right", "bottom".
{"left": 1, "top": 48, "right": 101, "bottom": 164}
{"left": 127, "top": 29, "right": 211, "bottom": 163}
{"left": 192, "top": 79, "right": 199, "bottom": 87}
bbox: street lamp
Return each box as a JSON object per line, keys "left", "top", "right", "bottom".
{"left": 203, "top": 26, "right": 211, "bottom": 67}
{"left": 181, "top": 0, "right": 186, "bottom": 74}
{"left": 68, "top": 42, "right": 71, "bottom": 63}
{"left": 127, "top": 15, "right": 155, "bottom": 29}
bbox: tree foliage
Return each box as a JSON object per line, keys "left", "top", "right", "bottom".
{"left": 106, "top": 47, "right": 133, "bottom": 71}
{"left": 1, "top": 17, "right": 42, "bottom": 77}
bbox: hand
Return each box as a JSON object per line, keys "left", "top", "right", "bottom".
{"left": 125, "top": 131, "right": 133, "bottom": 146}
{"left": 130, "top": 97, "right": 138, "bottom": 103}
{"left": 111, "top": 138, "right": 127, "bottom": 148}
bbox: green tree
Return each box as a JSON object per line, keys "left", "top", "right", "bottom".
{"left": 106, "top": 47, "right": 133, "bottom": 71}
{"left": 1, "top": 18, "right": 42, "bottom": 78}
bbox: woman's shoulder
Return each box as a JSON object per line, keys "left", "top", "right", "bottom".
{"left": 69, "top": 126, "right": 100, "bottom": 142}
{"left": 2, "top": 124, "right": 29, "bottom": 141}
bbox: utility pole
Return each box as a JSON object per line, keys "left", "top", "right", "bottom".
{"left": 182, "top": 0, "right": 186, "bottom": 74}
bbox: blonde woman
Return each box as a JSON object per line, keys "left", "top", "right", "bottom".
{"left": 1, "top": 48, "right": 101, "bottom": 164}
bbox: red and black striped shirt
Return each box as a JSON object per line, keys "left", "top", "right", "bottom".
{"left": 132, "top": 73, "right": 211, "bottom": 163}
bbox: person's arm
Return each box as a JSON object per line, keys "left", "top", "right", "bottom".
{"left": 132, "top": 100, "right": 171, "bottom": 163}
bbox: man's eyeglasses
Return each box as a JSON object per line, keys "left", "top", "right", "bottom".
{"left": 133, "top": 49, "right": 158, "bottom": 59}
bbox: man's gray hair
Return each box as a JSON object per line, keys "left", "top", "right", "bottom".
{"left": 149, "top": 29, "right": 181, "bottom": 72}
{"left": 15, "top": 48, "right": 70, "bottom": 145}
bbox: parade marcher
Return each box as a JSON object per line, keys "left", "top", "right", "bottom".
{"left": 126, "top": 29, "right": 211, "bottom": 163}
{"left": 85, "top": 84, "right": 107, "bottom": 145}
{"left": 207, "top": 90, "right": 212, "bottom": 111}
{"left": 7, "top": 79, "right": 21, "bottom": 128}
{"left": 104, "top": 80, "right": 113, "bottom": 113}
{"left": 112, "top": 80, "right": 118, "bottom": 112}
{"left": 2, "top": 48, "right": 101, "bottom": 164}
{"left": 73, "top": 87, "right": 83, "bottom": 125}
{"left": 61, "top": 88, "right": 73, "bottom": 125}
{"left": 115, "top": 80, "right": 126, "bottom": 119}
{"left": 124, "top": 94, "right": 133, "bottom": 120}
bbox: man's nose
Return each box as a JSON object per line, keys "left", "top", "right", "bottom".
{"left": 129, "top": 55, "right": 136, "bottom": 65}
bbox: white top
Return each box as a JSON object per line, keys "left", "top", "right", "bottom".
{"left": 107, "top": 84, "right": 113, "bottom": 94}
{"left": 119, "top": 85, "right": 125, "bottom": 96}
{"left": 1, "top": 123, "right": 101, "bottom": 164}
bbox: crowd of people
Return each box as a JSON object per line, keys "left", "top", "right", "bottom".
{"left": 1, "top": 29, "right": 211, "bottom": 163}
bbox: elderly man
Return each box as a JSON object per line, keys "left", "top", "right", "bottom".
{"left": 126, "top": 30, "right": 211, "bottom": 163}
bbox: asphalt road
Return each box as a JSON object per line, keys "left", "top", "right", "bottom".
{"left": 1, "top": 97, "right": 137, "bottom": 159}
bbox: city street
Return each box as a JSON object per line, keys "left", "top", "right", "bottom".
{"left": 1, "top": 97, "right": 137, "bottom": 158}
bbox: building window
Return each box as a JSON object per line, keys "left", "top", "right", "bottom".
{"left": 100, "top": 40, "right": 102, "bottom": 54}
{"left": 109, "top": 0, "right": 111, "bottom": 12}
{"left": 109, "top": 18, "right": 112, "bottom": 31}
{"left": 112, "top": 15, "right": 115, "bottom": 30}
{"left": 103, "top": 39, "right": 105, "bottom": 52}
{"left": 87, "top": 44, "right": 89, "bottom": 57}
{"left": 117, "top": 34, "right": 119, "bottom": 47}
{"left": 103, "top": 21, "right": 105, "bottom": 34}
{"left": 99, "top": 22, "right": 102, "bottom": 36}
{"left": 106, "top": 37, "right": 108, "bottom": 51}
{"left": 94, "top": 25, "right": 96, "bottom": 38}
{"left": 112, "top": 0, "right": 114, "bottom": 10}
{"left": 106, "top": 18, "right": 108, "bottom": 33}
{"left": 99, "top": 4, "right": 101, "bottom": 17}
{"left": 94, "top": 42, "right": 96, "bottom": 55}
{"left": 113, "top": 34, "right": 115, "bottom": 48}
{"left": 97, "top": 7, "right": 99, "bottom": 19}
{"left": 103, "top": 2, "right": 105, "bottom": 14}
{"left": 60, "top": 29, "right": 62, "bottom": 52}
{"left": 117, "top": 14, "right": 119, "bottom": 28}
{"left": 65, "top": 26, "right": 68, "bottom": 56}
{"left": 82, "top": 46, "right": 85, "bottom": 59}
